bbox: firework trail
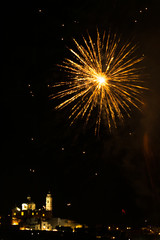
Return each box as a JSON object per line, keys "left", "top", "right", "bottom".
{"left": 51, "top": 30, "right": 147, "bottom": 134}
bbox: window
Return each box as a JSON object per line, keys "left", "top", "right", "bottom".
{"left": 21, "top": 212, "right": 24, "bottom": 216}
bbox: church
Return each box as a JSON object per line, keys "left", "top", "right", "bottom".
{"left": 11, "top": 192, "right": 84, "bottom": 231}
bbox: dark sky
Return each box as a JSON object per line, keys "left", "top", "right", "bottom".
{"left": 1, "top": 0, "right": 160, "bottom": 226}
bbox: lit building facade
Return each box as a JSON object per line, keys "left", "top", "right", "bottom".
{"left": 11, "top": 192, "right": 53, "bottom": 229}
{"left": 11, "top": 192, "right": 85, "bottom": 231}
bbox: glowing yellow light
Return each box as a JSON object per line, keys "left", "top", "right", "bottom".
{"left": 12, "top": 219, "right": 19, "bottom": 225}
{"left": 76, "top": 225, "right": 83, "bottom": 228}
{"left": 20, "top": 227, "right": 25, "bottom": 230}
{"left": 97, "top": 75, "right": 106, "bottom": 85}
{"left": 21, "top": 212, "right": 24, "bottom": 216}
{"left": 12, "top": 222, "right": 19, "bottom": 226}
{"left": 51, "top": 29, "right": 147, "bottom": 134}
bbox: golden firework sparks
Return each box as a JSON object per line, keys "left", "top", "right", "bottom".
{"left": 51, "top": 30, "right": 147, "bottom": 134}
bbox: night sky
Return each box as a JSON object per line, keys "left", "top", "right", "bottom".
{"left": 1, "top": 0, "right": 160, "bottom": 226}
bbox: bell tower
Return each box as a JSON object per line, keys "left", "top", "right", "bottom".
{"left": 46, "top": 192, "right": 52, "bottom": 211}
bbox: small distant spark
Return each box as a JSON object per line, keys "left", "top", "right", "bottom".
{"left": 66, "top": 203, "right": 71, "bottom": 207}
{"left": 51, "top": 29, "right": 147, "bottom": 134}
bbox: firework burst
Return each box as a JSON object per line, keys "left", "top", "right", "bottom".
{"left": 51, "top": 30, "right": 147, "bottom": 134}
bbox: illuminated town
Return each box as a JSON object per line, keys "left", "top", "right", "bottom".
{"left": 0, "top": 192, "right": 160, "bottom": 239}
{"left": 1, "top": 201, "right": 160, "bottom": 240}
{"left": 11, "top": 192, "right": 84, "bottom": 231}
